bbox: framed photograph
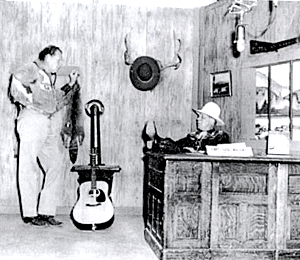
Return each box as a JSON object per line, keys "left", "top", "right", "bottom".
{"left": 210, "top": 70, "right": 232, "bottom": 98}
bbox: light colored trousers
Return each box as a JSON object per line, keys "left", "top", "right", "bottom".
{"left": 17, "top": 109, "right": 64, "bottom": 217}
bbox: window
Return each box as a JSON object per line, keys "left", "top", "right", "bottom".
{"left": 255, "top": 60, "right": 300, "bottom": 141}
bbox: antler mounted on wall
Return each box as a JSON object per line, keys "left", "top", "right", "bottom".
{"left": 124, "top": 31, "right": 182, "bottom": 91}
{"left": 124, "top": 31, "right": 182, "bottom": 70}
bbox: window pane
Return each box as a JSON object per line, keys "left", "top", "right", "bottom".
{"left": 292, "top": 61, "right": 300, "bottom": 140}
{"left": 270, "top": 63, "right": 290, "bottom": 137}
{"left": 255, "top": 64, "right": 291, "bottom": 140}
{"left": 255, "top": 67, "right": 269, "bottom": 139}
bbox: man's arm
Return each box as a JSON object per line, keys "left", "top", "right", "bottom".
{"left": 9, "top": 63, "right": 39, "bottom": 106}
{"left": 9, "top": 75, "right": 33, "bottom": 105}
{"left": 55, "top": 70, "right": 80, "bottom": 111}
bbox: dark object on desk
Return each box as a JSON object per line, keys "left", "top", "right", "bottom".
{"left": 70, "top": 99, "right": 121, "bottom": 231}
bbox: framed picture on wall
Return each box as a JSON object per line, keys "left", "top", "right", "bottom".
{"left": 210, "top": 70, "right": 232, "bottom": 98}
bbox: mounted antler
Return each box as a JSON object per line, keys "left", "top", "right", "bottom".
{"left": 124, "top": 33, "right": 133, "bottom": 66}
{"left": 160, "top": 31, "right": 182, "bottom": 71}
{"left": 124, "top": 31, "right": 182, "bottom": 70}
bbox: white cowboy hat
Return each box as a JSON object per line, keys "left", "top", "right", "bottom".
{"left": 192, "top": 102, "right": 225, "bottom": 126}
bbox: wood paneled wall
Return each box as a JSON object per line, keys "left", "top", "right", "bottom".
{"left": 199, "top": 0, "right": 300, "bottom": 146}
{"left": 0, "top": 2, "right": 199, "bottom": 213}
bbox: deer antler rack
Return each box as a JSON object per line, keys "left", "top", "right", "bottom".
{"left": 124, "top": 31, "right": 182, "bottom": 71}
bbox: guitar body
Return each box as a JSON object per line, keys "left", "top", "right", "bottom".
{"left": 70, "top": 101, "right": 121, "bottom": 231}
{"left": 71, "top": 180, "right": 114, "bottom": 230}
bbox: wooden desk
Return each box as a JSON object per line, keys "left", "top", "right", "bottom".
{"left": 143, "top": 153, "right": 300, "bottom": 260}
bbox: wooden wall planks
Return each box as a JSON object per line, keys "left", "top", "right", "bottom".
{"left": 199, "top": 0, "right": 300, "bottom": 145}
{"left": 0, "top": 2, "right": 199, "bottom": 212}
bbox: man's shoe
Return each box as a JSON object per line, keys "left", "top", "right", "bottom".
{"left": 23, "top": 217, "right": 34, "bottom": 224}
{"left": 142, "top": 121, "right": 161, "bottom": 151}
{"left": 45, "top": 216, "right": 63, "bottom": 226}
{"left": 38, "top": 215, "right": 62, "bottom": 226}
{"left": 31, "top": 215, "right": 48, "bottom": 226}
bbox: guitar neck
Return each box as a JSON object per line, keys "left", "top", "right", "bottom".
{"left": 91, "top": 167, "right": 97, "bottom": 190}
{"left": 90, "top": 148, "right": 99, "bottom": 190}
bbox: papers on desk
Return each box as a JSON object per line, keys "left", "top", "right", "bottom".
{"left": 183, "top": 147, "right": 205, "bottom": 154}
{"left": 206, "top": 143, "right": 253, "bottom": 157}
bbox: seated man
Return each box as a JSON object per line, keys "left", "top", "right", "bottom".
{"left": 143, "top": 102, "right": 230, "bottom": 154}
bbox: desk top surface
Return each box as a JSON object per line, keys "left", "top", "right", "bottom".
{"left": 147, "top": 152, "right": 300, "bottom": 163}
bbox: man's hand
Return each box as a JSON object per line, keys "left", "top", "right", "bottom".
{"left": 62, "top": 134, "right": 84, "bottom": 148}
{"left": 69, "top": 70, "right": 80, "bottom": 86}
{"left": 62, "top": 133, "right": 71, "bottom": 148}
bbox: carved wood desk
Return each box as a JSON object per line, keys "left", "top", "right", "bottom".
{"left": 143, "top": 152, "right": 300, "bottom": 260}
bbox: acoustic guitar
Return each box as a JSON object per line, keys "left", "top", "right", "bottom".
{"left": 70, "top": 100, "right": 121, "bottom": 231}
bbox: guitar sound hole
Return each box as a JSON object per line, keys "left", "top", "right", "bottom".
{"left": 88, "top": 189, "right": 106, "bottom": 203}
{"left": 96, "top": 189, "right": 106, "bottom": 203}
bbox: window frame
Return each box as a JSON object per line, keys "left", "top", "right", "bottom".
{"left": 255, "top": 60, "right": 300, "bottom": 139}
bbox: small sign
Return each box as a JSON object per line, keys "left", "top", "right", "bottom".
{"left": 267, "top": 131, "right": 289, "bottom": 155}
{"left": 206, "top": 143, "right": 253, "bottom": 157}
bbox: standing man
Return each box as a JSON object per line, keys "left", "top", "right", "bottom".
{"left": 9, "top": 45, "right": 80, "bottom": 226}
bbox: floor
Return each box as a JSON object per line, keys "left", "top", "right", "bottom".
{"left": 0, "top": 214, "right": 158, "bottom": 260}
